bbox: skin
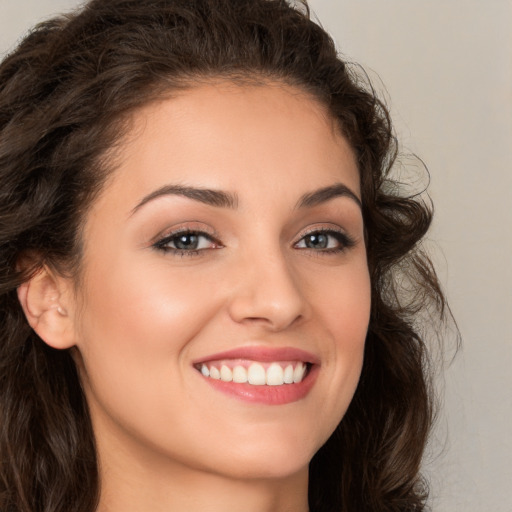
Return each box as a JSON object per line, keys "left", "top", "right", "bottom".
{"left": 21, "top": 82, "right": 371, "bottom": 512}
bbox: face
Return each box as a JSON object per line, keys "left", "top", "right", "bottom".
{"left": 71, "top": 82, "right": 371, "bottom": 481}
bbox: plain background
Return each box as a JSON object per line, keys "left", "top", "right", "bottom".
{"left": 1, "top": 1, "right": 511, "bottom": 510}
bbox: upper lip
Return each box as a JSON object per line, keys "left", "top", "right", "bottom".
{"left": 193, "top": 346, "right": 320, "bottom": 365}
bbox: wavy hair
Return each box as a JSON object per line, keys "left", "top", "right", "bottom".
{"left": 0, "top": 1, "right": 448, "bottom": 510}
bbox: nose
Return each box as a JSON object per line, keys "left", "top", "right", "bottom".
{"left": 227, "top": 249, "right": 307, "bottom": 332}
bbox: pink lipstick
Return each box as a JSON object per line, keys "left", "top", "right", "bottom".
{"left": 193, "top": 347, "right": 319, "bottom": 405}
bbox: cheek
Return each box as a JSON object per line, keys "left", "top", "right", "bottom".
{"left": 73, "top": 256, "right": 223, "bottom": 407}
{"left": 312, "top": 256, "right": 371, "bottom": 346}
{"left": 310, "top": 259, "right": 370, "bottom": 422}
{"left": 78, "top": 255, "right": 219, "bottom": 351}
{"left": 333, "top": 262, "right": 371, "bottom": 368}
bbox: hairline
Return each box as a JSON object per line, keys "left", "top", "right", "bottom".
{"left": 70, "top": 73, "right": 351, "bottom": 290}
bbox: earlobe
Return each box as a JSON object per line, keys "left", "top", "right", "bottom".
{"left": 17, "top": 267, "right": 76, "bottom": 350}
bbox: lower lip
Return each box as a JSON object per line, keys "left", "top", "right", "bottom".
{"left": 198, "top": 365, "right": 319, "bottom": 405}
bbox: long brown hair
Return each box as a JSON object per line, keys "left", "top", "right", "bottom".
{"left": 0, "top": 1, "right": 448, "bottom": 510}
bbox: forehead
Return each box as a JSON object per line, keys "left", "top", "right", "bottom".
{"left": 94, "top": 81, "right": 360, "bottom": 214}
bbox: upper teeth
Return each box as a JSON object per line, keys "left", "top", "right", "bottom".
{"left": 199, "top": 362, "right": 307, "bottom": 386}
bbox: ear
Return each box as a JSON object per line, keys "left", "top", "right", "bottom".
{"left": 17, "top": 266, "right": 76, "bottom": 350}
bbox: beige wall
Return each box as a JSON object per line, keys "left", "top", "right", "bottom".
{"left": 2, "top": 1, "right": 511, "bottom": 510}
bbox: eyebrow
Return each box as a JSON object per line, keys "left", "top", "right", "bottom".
{"left": 130, "top": 181, "right": 361, "bottom": 216}
{"left": 130, "top": 184, "right": 239, "bottom": 215}
{"left": 295, "top": 183, "right": 362, "bottom": 210}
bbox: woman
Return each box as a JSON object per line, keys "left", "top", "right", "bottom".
{"left": 0, "top": 0, "right": 447, "bottom": 511}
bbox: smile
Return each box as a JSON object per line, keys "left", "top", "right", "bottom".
{"left": 196, "top": 361, "right": 309, "bottom": 386}
{"left": 193, "top": 347, "right": 319, "bottom": 405}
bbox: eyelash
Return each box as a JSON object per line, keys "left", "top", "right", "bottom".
{"left": 296, "top": 228, "right": 355, "bottom": 254}
{"left": 152, "top": 228, "right": 355, "bottom": 257}
{"left": 152, "top": 229, "right": 221, "bottom": 257}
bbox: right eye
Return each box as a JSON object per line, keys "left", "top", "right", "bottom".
{"left": 153, "top": 230, "right": 220, "bottom": 255}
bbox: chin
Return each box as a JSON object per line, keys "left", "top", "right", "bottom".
{"left": 198, "top": 428, "right": 322, "bottom": 481}
{"left": 212, "top": 455, "right": 311, "bottom": 482}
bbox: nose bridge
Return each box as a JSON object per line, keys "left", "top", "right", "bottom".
{"left": 227, "top": 239, "right": 306, "bottom": 330}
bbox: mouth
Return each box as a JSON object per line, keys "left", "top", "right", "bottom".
{"left": 193, "top": 347, "right": 319, "bottom": 405}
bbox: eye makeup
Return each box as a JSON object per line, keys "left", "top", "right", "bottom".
{"left": 293, "top": 226, "right": 355, "bottom": 254}
{"left": 153, "top": 228, "right": 222, "bottom": 257}
{"left": 151, "top": 223, "right": 356, "bottom": 259}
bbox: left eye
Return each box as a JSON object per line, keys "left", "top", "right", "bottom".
{"left": 295, "top": 230, "right": 351, "bottom": 251}
{"left": 155, "top": 231, "right": 216, "bottom": 252}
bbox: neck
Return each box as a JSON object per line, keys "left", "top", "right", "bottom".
{"left": 97, "top": 467, "right": 309, "bottom": 512}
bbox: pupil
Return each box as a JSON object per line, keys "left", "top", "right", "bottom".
{"left": 306, "top": 233, "right": 328, "bottom": 249}
{"left": 175, "top": 234, "right": 198, "bottom": 250}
